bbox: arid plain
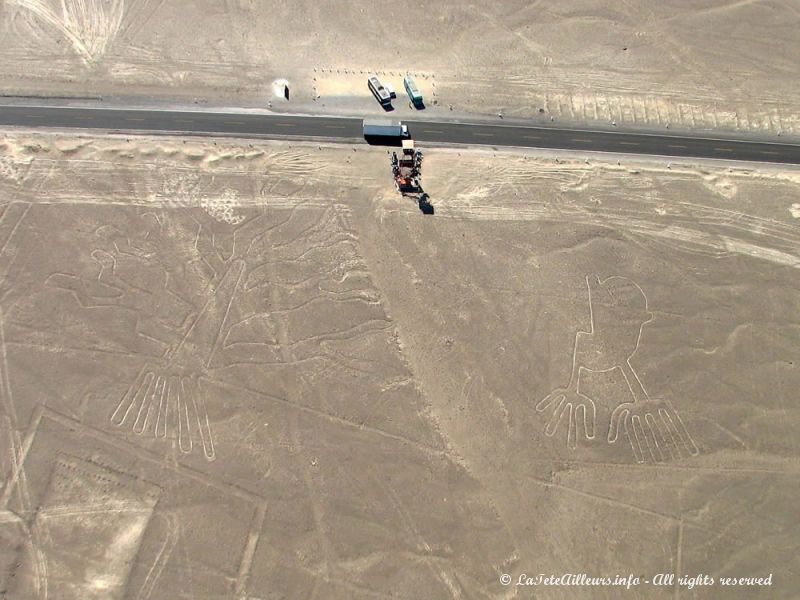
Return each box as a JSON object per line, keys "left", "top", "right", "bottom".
{"left": 1, "top": 0, "right": 800, "bottom": 597}
{"left": 0, "top": 132, "right": 797, "bottom": 598}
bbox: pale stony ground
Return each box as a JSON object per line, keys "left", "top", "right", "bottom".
{"left": 0, "top": 132, "right": 798, "bottom": 598}
{"left": 1, "top": 0, "right": 799, "bottom": 135}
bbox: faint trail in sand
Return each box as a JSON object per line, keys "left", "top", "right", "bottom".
{"left": 10, "top": 0, "right": 125, "bottom": 62}
{"left": 432, "top": 159, "right": 800, "bottom": 269}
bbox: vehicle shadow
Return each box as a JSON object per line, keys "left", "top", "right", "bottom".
{"left": 418, "top": 192, "right": 434, "bottom": 215}
{"left": 364, "top": 136, "right": 403, "bottom": 147}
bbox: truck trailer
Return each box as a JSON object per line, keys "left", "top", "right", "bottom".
{"left": 362, "top": 118, "right": 409, "bottom": 140}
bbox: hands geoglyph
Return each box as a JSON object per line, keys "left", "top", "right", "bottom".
{"left": 536, "top": 275, "right": 699, "bottom": 463}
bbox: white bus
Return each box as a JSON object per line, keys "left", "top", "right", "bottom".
{"left": 368, "top": 75, "right": 391, "bottom": 106}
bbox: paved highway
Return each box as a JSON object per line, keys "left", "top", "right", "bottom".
{"left": 1, "top": 104, "right": 799, "bottom": 165}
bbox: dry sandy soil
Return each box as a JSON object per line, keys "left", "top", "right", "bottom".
{"left": 1, "top": 0, "right": 799, "bottom": 135}
{"left": 0, "top": 131, "right": 798, "bottom": 598}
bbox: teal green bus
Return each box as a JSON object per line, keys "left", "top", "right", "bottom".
{"left": 404, "top": 76, "right": 423, "bottom": 107}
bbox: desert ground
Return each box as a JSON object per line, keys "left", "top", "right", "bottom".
{"left": 1, "top": 0, "right": 800, "bottom": 135}
{"left": 0, "top": 131, "right": 797, "bottom": 598}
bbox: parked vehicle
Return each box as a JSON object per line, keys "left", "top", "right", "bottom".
{"left": 367, "top": 76, "right": 392, "bottom": 106}
{"left": 403, "top": 75, "right": 423, "bottom": 107}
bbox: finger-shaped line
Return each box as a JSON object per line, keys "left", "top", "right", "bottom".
{"left": 110, "top": 370, "right": 153, "bottom": 427}
{"left": 668, "top": 406, "right": 700, "bottom": 456}
{"left": 643, "top": 413, "right": 666, "bottom": 462}
{"left": 623, "top": 416, "right": 643, "bottom": 463}
{"left": 652, "top": 410, "right": 679, "bottom": 461}
{"left": 177, "top": 377, "right": 193, "bottom": 454}
{"left": 566, "top": 403, "right": 578, "bottom": 450}
{"left": 660, "top": 407, "right": 699, "bottom": 457}
{"left": 544, "top": 395, "right": 567, "bottom": 437}
{"left": 576, "top": 401, "right": 596, "bottom": 441}
{"left": 657, "top": 408, "right": 683, "bottom": 455}
{"left": 154, "top": 375, "right": 171, "bottom": 439}
{"left": 633, "top": 415, "right": 659, "bottom": 463}
{"left": 630, "top": 415, "right": 650, "bottom": 463}
{"left": 130, "top": 372, "right": 156, "bottom": 433}
{"left": 608, "top": 406, "right": 628, "bottom": 443}
{"left": 631, "top": 415, "right": 653, "bottom": 462}
{"left": 166, "top": 376, "right": 181, "bottom": 442}
{"left": 536, "top": 390, "right": 565, "bottom": 413}
{"left": 133, "top": 374, "right": 162, "bottom": 434}
{"left": 192, "top": 379, "right": 216, "bottom": 461}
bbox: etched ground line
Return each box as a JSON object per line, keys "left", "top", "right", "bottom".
{"left": 41, "top": 407, "right": 263, "bottom": 504}
{"left": 235, "top": 501, "right": 267, "bottom": 599}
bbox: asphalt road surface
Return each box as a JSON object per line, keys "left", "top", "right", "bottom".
{"left": 1, "top": 104, "right": 799, "bottom": 165}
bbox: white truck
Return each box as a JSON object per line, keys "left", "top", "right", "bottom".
{"left": 362, "top": 118, "right": 409, "bottom": 139}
